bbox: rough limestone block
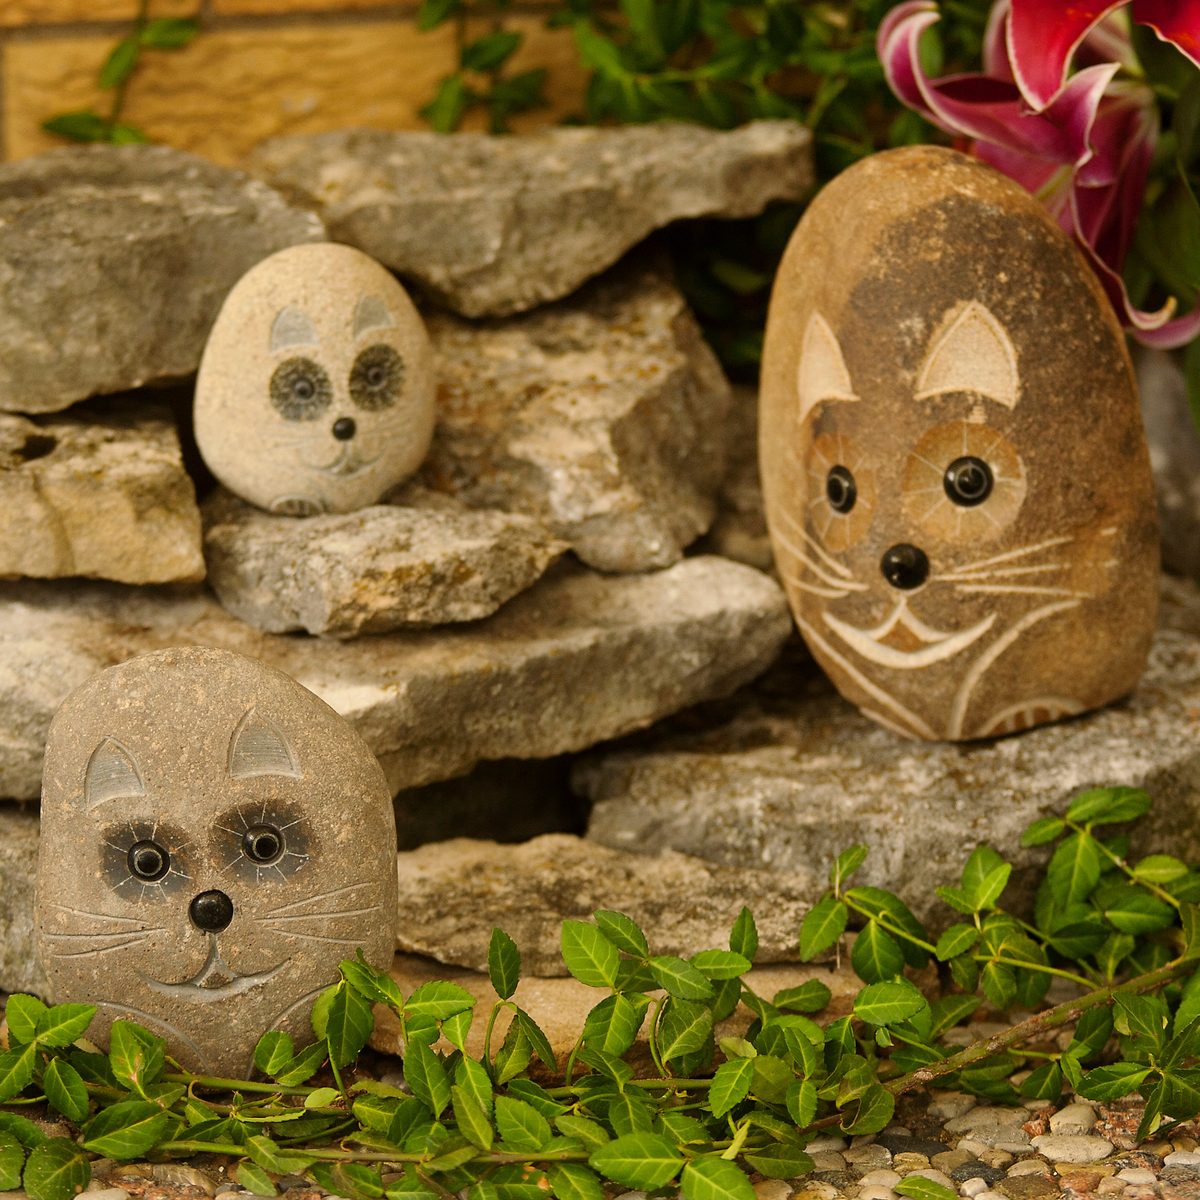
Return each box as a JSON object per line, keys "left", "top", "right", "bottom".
{"left": 0, "top": 407, "right": 204, "bottom": 584}
{"left": 0, "top": 556, "right": 790, "bottom": 801}
{"left": 0, "top": 803, "right": 43, "bottom": 997}
{"left": 394, "top": 833, "right": 818, "bottom": 976}
{"left": 413, "top": 255, "right": 732, "bottom": 573}
{"left": 578, "top": 574, "right": 1200, "bottom": 932}
{"left": 36, "top": 647, "right": 397, "bottom": 1079}
{"left": 0, "top": 143, "right": 325, "bottom": 414}
{"left": 249, "top": 121, "right": 813, "bottom": 318}
{"left": 202, "top": 488, "right": 567, "bottom": 636}
{"left": 704, "top": 383, "right": 773, "bottom": 571}
{"left": 759, "top": 146, "right": 1158, "bottom": 743}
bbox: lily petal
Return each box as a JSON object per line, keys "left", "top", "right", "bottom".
{"left": 1007, "top": 0, "right": 1124, "bottom": 111}
{"left": 982, "top": 0, "right": 1013, "bottom": 80}
{"left": 1133, "top": 0, "right": 1200, "bottom": 71}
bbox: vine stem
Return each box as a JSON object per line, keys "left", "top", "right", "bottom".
{"left": 110, "top": 0, "right": 149, "bottom": 127}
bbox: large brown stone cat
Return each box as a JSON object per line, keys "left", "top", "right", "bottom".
{"left": 759, "top": 146, "right": 1159, "bottom": 741}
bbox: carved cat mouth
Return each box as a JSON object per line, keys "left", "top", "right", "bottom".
{"left": 138, "top": 936, "right": 288, "bottom": 1004}
{"left": 822, "top": 598, "right": 996, "bottom": 669}
{"left": 316, "top": 445, "right": 381, "bottom": 478}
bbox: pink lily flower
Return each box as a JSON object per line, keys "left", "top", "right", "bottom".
{"left": 878, "top": 0, "right": 1200, "bottom": 347}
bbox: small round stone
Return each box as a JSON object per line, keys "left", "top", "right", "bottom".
{"left": 1030, "top": 1135, "right": 1113, "bottom": 1164}
{"left": 859, "top": 1172, "right": 901, "bottom": 1189}
{"left": 858, "top": 1188, "right": 897, "bottom": 1200}
{"left": 959, "top": 1181, "right": 988, "bottom": 1198}
{"left": 1117, "top": 1170, "right": 1158, "bottom": 1185}
{"left": 950, "top": 1163, "right": 1004, "bottom": 1185}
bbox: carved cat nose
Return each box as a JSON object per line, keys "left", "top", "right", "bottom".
{"left": 881, "top": 544, "right": 929, "bottom": 590}
{"left": 190, "top": 890, "right": 234, "bottom": 933}
{"left": 332, "top": 417, "right": 356, "bottom": 441}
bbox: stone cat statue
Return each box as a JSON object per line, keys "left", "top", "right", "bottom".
{"left": 35, "top": 646, "right": 397, "bottom": 1079}
{"left": 759, "top": 146, "right": 1159, "bottom": 742}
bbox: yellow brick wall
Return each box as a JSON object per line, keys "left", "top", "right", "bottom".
{"left": 0, "top": 0, "right": 588, "bottom": 165}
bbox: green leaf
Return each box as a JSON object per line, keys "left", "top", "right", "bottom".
{"left": 708, "top": 1056, "right": 754, "bottom": 1118}
{"left": 0, "top": 1115, "right": 46, "bottom": 1149}
{"left": 800, "top": 895, "right": 848, "bottom": 960}
{"left": 273, "top": 1040, "right": 327, "bottom": 1086}
{"left": 1047, "top": 832, "right": 1103, "bottom": 905}
{"left": 42, "top": 110, "right": 112, "bottom": 142}
{"left": 109, "top": 122, "right": 147, "bottom": 145}
{"left": 935, "top": 886, "right": 975, "bottom": 915}
{"left": 658, "top": 998, "right": 713, "bottom": 1061}
{"left": 1095, "top": 932, "right": 1137, "bottom": 981}
{"left": 774, "top": 980, "right": 831, "bottom": 1013}
{"left": 0, "top": 1134, "right": 25, "bottom": 1191}
{"left": 743, "top": 1143, "right": 814, "bottom": 1180}
{"left": 750, "top": 1054, "right": 792, "bottom": 1105}
{"left": 255, "top": 1031, "right": 295, "bottom": 1078}
{"left": 1133, "top": 855, "right": 1189, "bottom": 883}
{"left": 0, "top": 1043, "right": 37, "bottom": 1102}
{"left": 854, "top": 981, "right": 926, "bottom": 1027}
{"left": 506, "top": 1079, "right": 566, "bottom": 1119}
{"left": 561, "top": 921, "right": 621, "bottom": 989}
{"left": 417, "top": 0, "right": 459, "bottom": 30}
{"left": 607, "top": 1091, "right": 654, "bottom": 1136}
{"left": 495, "top": 1096, "right": 551, "bottom": 1151}
{"left": 648, "top": 956, "right": 713, "bottom": 1000}
{"left": 1103, "top": 890, "right": 1176, "bottom": 935}
{"left": 421, "top": 74, "right": 472, "bottom": 133}
{"left": 245, "top": 1135, "right": 317, "bottom": 1175}
{"left": 583, "top": 993, "right": 649, "bottom": 1058}
{"left": 452, "top": 1085, "right": 493, "bottom": 1151}
{"left": 786, "top": 1077, "right": 818, "bottom": 1127}
{"left": 1177, "top": 968, "right": 1200, "bottom": 1034}
{"left": 109, "top": 1021, "right": 165, "bottom": 1093}
{"left": 387, "top": 1098, "right": 430, "bottom": 1148}
{"left": 405, "top": 981, "right": 477, "bottom": 1022}
{"left": 980, "top": 962, "right": 1017, "bottom": 1011}
{"left": 842, "top": 1082, "right": 894, "bottom": 1135}
{"left": 973, "top": 863, "right": 1012, "bottom": 911}
{"left": 1114, "top": 993, "right": 1169, "bottom": 1052}
{"left": 929, "top": 995, "right": 982, "bottom": 1040}
{"left": 546, "top": 1163, "right": 603, "bottom": 1200}
{"left": 1021, "top": 817, "right": 1066, "bottom": 847}
{"left": 496, "top": 1018, "right": 534, "bottom": 1085}
{"left": 935, "top": 924, "right": 979, "bottom": 961}
{"left": 237, "top": 1162, "right": 277, "bottom": 1197}
{"left": 138, "top": 17, "right": 198, "bottom": 48}
{"left": 22, "top": 1139, "right": 89, "bottom": 1200}
{"left": 42, "top": 1059, "right": 89, "bottom": 1125}
{"left": 353, "top": 1095, "right": 400, "bottom": 1133}
{"left": 690, "top": 950, "right": 751, "bottom": 980}
{"left": 455, "top": 1055, "right": 493, "bottom": 1116}
{"left": 516, "top": 1008, "right": 557, "bottom": 1074}
{"left": 488, "top": 929, "right": 521, "bottom": 1001}
{"left": 845, "top": 888, "right": 928, "bottom": 967}
{"left": 1066, "top": 787, "right": 1152, "bottom": 825}
{"left": 1077, "top": 1062, "right": 1153, "bottom": 1102}
{"left": 404, "top": 1039, "right": 451, "bottom": 1117}
{"left": 949, "top": 956, "right": 979, "bottom": 992}
{"left": 461, "top": 30, "right": 522, "bottom": 72}
{"left": 680, "top": 1156, "right": 754, "bottom": 1200}
{"left": 1182, "top": 904, "right": 1200, "bottom": 959}
{"left": 594, "top": 911, "right": 648, "bottom": 958}
{"left": 850, "top": 921, "right": 905, "bottom": 984}
{"left": 327, "top": 982, "right": 375, "bottom": 1068}
{"left": 81, "top": 1101, "right": 169, "bottom": 1159}
{"left": 589, "top": 1133, "right": 683, "bottom": 1190}
{"left": 832, "top": 846, "right": 869, "bottom": 889}
{"left": 729, "top": 907, "right": 758, "bottom": 962}
{"left": 6, "top": 996, "right": 48, "bottom": 1045}
{"left": 961, "top": 846, "right": 1005, "bottom": 899}
{"left": 99, "top": 38, "right": 139, "bottom": 89}
{"left": 556, "top": 1115, "right": 609, "bottom": 1152}
{"left": 895, "top": 1176, "right": 958, "bottom": 1200}
{"left": 332, "top": 1163, "right": 384, "bottom": 1199}
{"left": 1020, "top": 1062, "right": 1063, "bottom": 1103}
{"left": 442, "top": 1008, "right": 471, "bottom": 1054}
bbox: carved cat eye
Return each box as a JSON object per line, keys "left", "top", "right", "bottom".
{"left": 349, "top": 344, "right": 405, "bottom": 412}
{"left": 127, "top": 839, "right": 170, "bottom": 882}
{"left": 825, "top": 465, "right": 857, "bottom": 514}
{"left": 944, "top": 456, "right": 994, "bottom": 507}
{"left": 270, "top": 357, "right": 333, "bottom": 422}
{"left": 243, "top": 824, "right": 284, "bottom": 865}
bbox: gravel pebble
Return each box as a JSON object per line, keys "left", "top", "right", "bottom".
{"left": 1030, "top": 1135, "right": 1114, "bottom": 1163}
{"left": 1007, "top": 1162, "right": 1054, "bottom": 1178}
{"left": 1165, "top": 1152, "right": 1200, "bottom": 1166}
{"left": 946, "top": 1110, "right": 1028, "bottom": 1135}
{"left": 811, "top": 1154, "right": 848, "bottom": 1173}
{"left": 929, "top": 1094, "right": 978, "bottom": 1122}
{"left": 932, "top": 1153, "right": 972, "bottom": 1174}
{"left": 1096, "top": 1179, "right": 1125, "bottom": 1195}
{"left": 958, "top": 1140, "right": 991, "bottom": 1159}
{"left": 859, "top": 1173, "right": 902, "bottom": 1189}
{"left": 1050, "top": 1105, "right": 1098, "bottom": 1136}
{"left": 902, "top": 1170, "right": 956, "bottom": 1191}
{"left": 83, "top": 1191, "right": 128, "bottom": 1200}
{"left": 809, "top": 1138, "right": 849, "bottom": 1153}
{"left": 950, "top": 1164, "right": 1005, "bottom": 1185}
{"left": 960, "top": 1181, "right": 989, "bottom": 1198}
{"left": 1117, "top": 1170, "right": 1157, "bottom": 1185}
{"left": 857, "top": 1188, "right": 897, "bottom": 1200}
{"left": 893, "top": 1155, "right": 932, "bottom": 1173}
{"left": 974, "top": 1191, "right": 1007, "bottom": 1200}
{"left": 752, "top": 1182, "right": 793, "bottom": 1200}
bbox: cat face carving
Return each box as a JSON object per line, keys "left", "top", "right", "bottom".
{"left": 759, "top": 146, "right": 1159, "bottom": 742}
{"left": 195, "top": 243, "right": 436, "bottom": 517}
{"left": 35, "top": 647, "right": 397, "bottom": 1079}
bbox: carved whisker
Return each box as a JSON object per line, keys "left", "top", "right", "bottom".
{"left": 50, "top": 936, "right": 153, "bottom": 959}
{"left": 255, "top": 926, "right": 362, "bottom": 946}
{"left": 780, "top": 569, "right": 851, "bottom": 600}
{"left": 948, "top": 536, "right": 1073, "bottom": 575}
{"left": 937, "top": 562, "right": 1066, "bottom": 583}
{"left": 46, "top": 904, "right": 153, "bottom": 926}
{"left": 262, "top": 881, "right": 375, "bottom": 917}
{"left": 954, "top": 584, "right": 1090, "bottom": 598}
{"left": 43, "top": 927, "right": 165, "bottom": 940}
{"left": 773, "top": 531, "right": 867, "bottom": 592}
{"left": 259, "top": 905, "right": 383, "bottom": 924}
{"left": 775, "top": 504, "right": 856, "bottom": 580}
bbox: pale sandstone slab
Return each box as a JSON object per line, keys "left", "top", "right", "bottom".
{"left": 394, "top": 833, "right": 818, "bottom": 976}
{"left": 250, "top": 121, "right": 813, "bottom": 318}
{"left": 412, "top": 255, "right": 732, "bottom": 573}
{"left": 0, "top": 407, "right": 204, "bottom": 584}
{"left": 0, "top": 144, "right": 324, "bottom": 413}
{"left": 0, "top": 555, "right": 791, "bottom": 801}
{"left": 703, "top": 383, "right": 773, "bottom": 571}
{"left": 202, "top": 489, "right": 567, "bottom": 636}
{"left": 579, "top": 574, "right": 1200, "bottom": 932}
{"left": 371, "top": 949, "right": 862, "bottom": 1068}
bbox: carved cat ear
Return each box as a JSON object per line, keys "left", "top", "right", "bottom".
{"left": 916, "top": 301, "right": 1019, "bottom": 408}
{"left": 353, "top": 295, "right": 394, "bottom": 339}
{"left": 270, "top": 306, "right": 320, "bottom": 354}
{"left": 797, "top": 312, "right": 860, "bottom": 426}
{"left": 229, "top": 708, "right": 301, "bottom": 780}
{"left": 85, "top": 738, "right": 145, "bottom": 810}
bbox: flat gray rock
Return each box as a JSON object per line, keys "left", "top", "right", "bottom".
{"left": 410, "top": 254, "right": 732, "bottom": 573}
{"left": 0, "top": 144, "right": 325, "bottom": 414}
{"left": 0, "top": 405, "right": 204, "bottom": 584}
{"left": 578, "top": 574, "right": 1200, "bottom": 930}
{"left": 1137, "top": 347, "right": 1200, "bottom": 580}
{"left": 0, "top": 803, "right": 42, "bottom": 996}
{"left": 202, "top": 488, "right": 566, "bottom": 636}
{"left": 394, "top": 833, "right": 818, "bottom": 976}
{"left": 0, "top": 555, "right": 790, "bottom": 801}
{"left": 249, "top": 121, "right": 813, "bottom": 318}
